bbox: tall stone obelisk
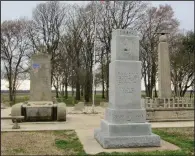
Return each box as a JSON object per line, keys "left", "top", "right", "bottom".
{"left": 94, "top": 29, "right": 161, "bottom": 149}
{"left": 158, "top": 33, "right": 172, "bottom": 98}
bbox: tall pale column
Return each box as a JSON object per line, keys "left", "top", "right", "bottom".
{"left": 158, "top": 34, "right": 172, "bottom": 98}
{"left": 94, "top": 29, "right": 161, "bottom": 149}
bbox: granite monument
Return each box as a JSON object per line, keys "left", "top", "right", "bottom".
{"left": 94, "top": 29, "right": 161, "bottom": 148}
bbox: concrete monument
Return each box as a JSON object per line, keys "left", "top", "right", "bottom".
{"left": 11, "top": 53, "right": 66, "bottom": 122}
{"left": 158, "top": 32, "right": 172, "bottom": 98}
{"left": 94, "top": 29, "right": 161, "bottom": 148}
{"left": 30, "top": 53, "right": 52, "bottom": 101}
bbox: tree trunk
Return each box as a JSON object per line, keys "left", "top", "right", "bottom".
{"left": 12, "top": 85, "right": 17, "bottom": 104}
{"left": 102, "top": 81, "right": 105, "bottom": 99}
{"left": 101, "top": 64, "right": 105, "bottom": 99}
{"left": 65, "top": 81, "right": 68, "bottom": 99}
{"left": 51, "top": 61, "right": 54, "bottom": 86}
{"left": 75, "top": 55, "right": 80, "bottom": 100}
{"left": 76, "top": 80, "right": 80, "bottom": 100}
{"left": 8, "top": 77, "right": 14, "bottom": 106}
{"left": 61, "top": 83, "right": 64, "bottom": 97}
{"left": 81, "top": 85, "right": 84, "bottom": 97}
{"left": 154, "top": 86, "right": 158, "bottom": 97}
{"left": 190, "top": 90, "right": 193, "bottom": 98}
{"left": 105, "top": 60, "right": 109, "bottom": 100}
{"left": 71, "top": 85, "right": 74, "bottom": 97}
{"left": 150, "top": 60, "right": 156, "bottom": 98}
{"left": 89, "top": 63, "right": 93, "bottom": 101}
{"left": 84, "top": 71, "right": 91, "bottom": 102}
{"left": 54, "top": 85, "right": 59, "bottom": 98}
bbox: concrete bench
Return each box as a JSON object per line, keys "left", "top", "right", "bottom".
{"left": 1, "top": 116, "right": 24, "bottom": 129}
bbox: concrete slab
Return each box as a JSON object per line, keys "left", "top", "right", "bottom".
{"left": 76, "top": 129, "right": 180, "bottom": 155}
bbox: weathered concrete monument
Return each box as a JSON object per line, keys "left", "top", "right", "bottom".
{"left": 158, "top": 32, "right": 172, "bottom": 98}
{"left": 94, "top": 29, "right": 161, "bottom": 148}
{"left": 11, "top": 53, "right": 66, "bottom": 122}
{"left": 30, "top": 54, "right": 52, "bottom": 101}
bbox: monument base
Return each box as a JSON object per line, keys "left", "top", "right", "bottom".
{"left": 94, "top": 128, "right": 161, "bottom": 149}
{"left": 11, "top": 102, "right": 67, "bottom": 122}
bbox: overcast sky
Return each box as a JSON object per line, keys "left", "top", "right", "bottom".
{"left": 1, "top": 1, "right": 194, "bottom": 90}
{"left": 1, "top": 1, "right": 194, "bottom": 31}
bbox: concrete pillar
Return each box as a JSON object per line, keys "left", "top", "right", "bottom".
{"left": 158, "top": 33, "right": 172, "bottom": 98}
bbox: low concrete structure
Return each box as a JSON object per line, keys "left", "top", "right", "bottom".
{"left": 144, "top": 97, "right": 194, "bottom": 121}
{"left": 146, "top": 108, "right": 194, "bottom": 122}
{"left": 11, "top": 53, "right": 66, "bottom": 122}
{"left": 11, "top": 101, "right": 66, "bottom": 122}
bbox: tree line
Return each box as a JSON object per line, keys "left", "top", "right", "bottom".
{"left": 1, "top": 1, "right": 194, "bottom": 105}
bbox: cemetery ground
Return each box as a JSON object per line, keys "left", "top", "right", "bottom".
{"left": 1, "top": 127, "right": 194, "bottom": 155}
{"left": 1, "top": 92, "right": 194, "bottom": 155}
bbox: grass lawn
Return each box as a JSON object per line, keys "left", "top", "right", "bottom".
{"left": 1, "top": 127, "right": 194, "bottom": 156}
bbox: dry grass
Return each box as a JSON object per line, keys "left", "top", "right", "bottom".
{"left": 156, "top": 127, "right": 194, "bottom": 140}
{"left": 1, "top": 130, "right": 84, "bottom": 155}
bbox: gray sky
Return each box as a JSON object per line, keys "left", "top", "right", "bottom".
{"left": 1, "top": 1, "right": 194, "bottom": 90}
{"left": 1, "top": 1, "right": 194, "bottom": 31}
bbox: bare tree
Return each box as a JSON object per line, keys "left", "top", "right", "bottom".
{"left": 139, "top": 4, "right": 179, "bottom": 97}
{"left": 27, "top": 1, "right": 68, "bottom": 86}
{"left": 57, "top": 36, "right": 72, "bottom": 99}
{"left": 64, "top": 4, "right": 86, "bottom": 100}
{"left": 170, "top": 30, "right": 194, "bottom": 97}
{"left": 78, "top": 3, "right": 96, "bottom": 102}
{"left": 97, "top": 1, "right": 148, "bottom": 99}
{"left": 1, "top": 19, "right": 30, "bottom": 105}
